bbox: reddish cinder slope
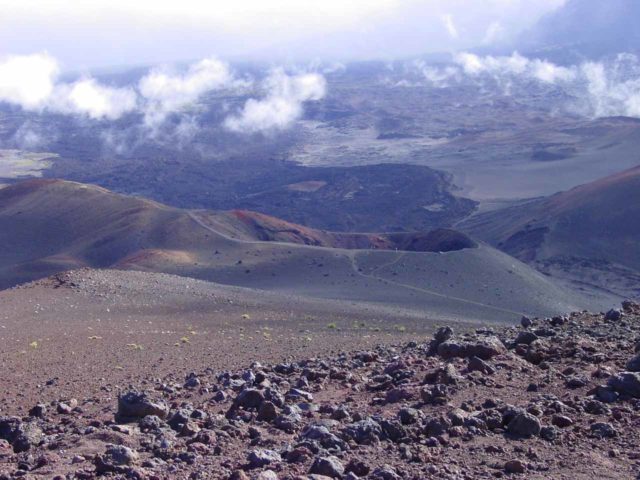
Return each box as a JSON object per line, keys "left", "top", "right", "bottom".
{"left": 206, "top": 209, "right": 477, "bottom": 252}
{"left": 0, "top": 179, "right": 477, "bottom": 289}
{"left": 462, "top": 165, "right": 640, "bottom": 269}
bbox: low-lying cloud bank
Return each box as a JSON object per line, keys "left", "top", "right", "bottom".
{"left": 224, "top": 69, "right": 326, "bottom": 133}
{"left": 0, "top": 53, "right": 137, "bottom": 120}
{"left": 0, "top": 53, "right": 327, "bottom": 134}
{"left": 408, "top": 52, "right": 640, "bottom": 118}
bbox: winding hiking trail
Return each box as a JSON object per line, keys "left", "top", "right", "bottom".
{"left": 189, "top": 211, "right": 525, "bottom": 317}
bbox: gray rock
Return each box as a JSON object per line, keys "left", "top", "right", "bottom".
{"left": 551, "top": 415, "right": 573, "bottom": 428}
{"left": 248, "top": 449, "right": 281, "bottom": 469}
{"left": 0, "top": 417, "right": 42, "bottom": 453}
{"left": 257, "top": 401, "right": 278, "bottom": 422}
{"left": 117, "top": 391, "right": 169, "bottom": 420}
{"left": 342, "top": 418, "right": 383, "bottom": 445}
{"left": 370, "top": 465, "right": 402, "bottom": 480}
{"left": 398, "top": 407, "right": 420, "bottom": 425}
{"left": 590, "top": 422, "right": 617, "bottom": 438}
{"left": 604, "top": 309, "right": 622, "bottom": 321}
{"left": 309, "top": 456, "right": 344, "bottom": 478}
{"left": 468, "top": 336, "right": 507, "bottom": 360}
{"left": 438, "top": 336, "right": 506, "bottom": 360}
{"left": 505, "top": 460, "right": 526, "bottom": 474}
{"left": 139, "top": 415, "right": 166, "bottom": 432}
{"left": 235, "top": 388, "right": 265, "bottom": 410}
{"left": 608, "top": 372, "right": 640, "bottom": 398}
{"left": 514, "top": 331, "right": 538, "bottom": 345}
{"left": 467, "top": 356, "right": 495, "bottom": 374}
{"left": 28, "top": 404, "right": 47, "bottom": 418}
{"left": 301, "top": 424, "right": 347, "bottom": 451}
{"left": 433, "top": 326, "right": 453, "bottom": 344}
{"left": 626, "top": 355, "right": 640, "bottom": 372}
{"left": 506, "top": 412, "right": 541, "bottom": 438}
{"left": 95, "top": 445, "right": 139, "bottom": 474}
{"left": 595, "top": 385, "right": 619, "bottom": 403}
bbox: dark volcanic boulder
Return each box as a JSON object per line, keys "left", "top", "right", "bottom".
{"left": 0, "top": 417, "right": 42, "bottom": 453}
{"left": 342, "top": 418, "right": 383, "bottom": 445}
{"left": 247, "top": 449, "right": 281, "bottom": 469}
{"left": 506, "top": 412, "right": 541, "bottom": 438}
{"left": 626, "top": 355, "right": 640, "bottom": 372}
{"left": 608, "top": 372, "right": 640, "bottom": 398}
{"left": 309, "top": 456, "right": 345, "bottom": 478}
{"left": 117, "top": 391, "right": 169, "bottom": 421}
{"left": 234, "top": 388, "right": 265, "bottom": 410}
{"left": 438, "top": 336, "right": 505, "bottom": 360}
{"left": 95, "top": 444, "right": 139, "bottom": 474}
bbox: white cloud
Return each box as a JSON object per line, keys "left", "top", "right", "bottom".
{"left": 441, "top": 14, "right": 459, "bottom": 40}
{"left": 454, "top": 52, "right": 575, "bottom": 83}
{"left": 405, "top": 51, "right": 640, "bottom": 119}
{"left": 0, "top": 52, "right": 137, "bottom": 120}
{"left": 224, "top": 69, "right": 326, "bottom": 133}
{"left": 0, "top": 53, "right": 58, "bottom": 109}
{"left": 580, "top": 59, "right": 640, "bottom": 118}
{"left": 138, "top": 57, "right": 238, "bottom": 127}
{"left": 51, "top": 79, "right": 137, "bottom": 120}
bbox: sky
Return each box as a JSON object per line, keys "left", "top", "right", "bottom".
{"left": 0, "top": 0, "right": 567, "bottom": 70}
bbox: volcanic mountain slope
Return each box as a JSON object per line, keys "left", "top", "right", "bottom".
{"left": 520, "top": 0, "right": 640, "bottom": 61}
{"left": 460, "top": 165, "right": 640, "bottom": 299}
{"left": 0, "top": 179, "right": 616, "bottom": 322}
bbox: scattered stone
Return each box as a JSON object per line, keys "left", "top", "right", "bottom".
{"left": 505, "top": 460, "right": 526, "bottom": 474}
{"left": 590, "top": 423, "right": 617, "bottom": 438}
{"left": 309, "top": 456, "right": 344, "bottom": 478}
{"left": 95, "top": 445, "right": 139, "bottom": 474}
{"left": 506, "top": 412, "right": 541, "bottom": 438}
{"left": 626, "top": 355, "right": 640, "bottom": 372}
{"left": 551, "top": 415, "right": 573, "bottom": 428}
{"left": 608, "top": 372, "right": 640, "bottom": 398}
{"left": 234, "top": 389, "right": 265, "bottom": 410}
{"left": 117, "top": 391, "right": 169, "bottom": 420}
{"left": 248, "top": 449, "right": 281, "bottom": 469}
{"left": 604, "top": 309, "right": 622, "bottom": 321}
{"left": 28, "top": 404, "right": 46, "bottom": 418}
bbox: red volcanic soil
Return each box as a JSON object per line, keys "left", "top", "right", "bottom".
{"left": 220, "top": 209, "right": 477, "bottom": 253}
{"left": 1, "top": 269, "right": 639, "bottom": 479}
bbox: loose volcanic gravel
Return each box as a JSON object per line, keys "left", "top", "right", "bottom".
{"left": 1, "top": 299, "right": 640, "bottom": 479}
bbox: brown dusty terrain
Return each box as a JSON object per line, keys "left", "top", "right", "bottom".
{"left": 0, "top": 269, "right": 466, "bottom": 418}
{"left": 1, "top": 270, "right": 639, "bottom": 479}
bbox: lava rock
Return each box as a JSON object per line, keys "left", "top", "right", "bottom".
{"left": 506, "top": 412, "right": 541, "bottom": 438}
{"left": 608, "top": 372, "right": 640, "bottom": 398}
{"left": 505, "top": 460, "right": 526, "bottom": 474}
{"left": 626, "top": 355, "right": 640, "bottom": 372}
{"left": 95, "top": 445, "right": 139, "bottom": 474}
{"left": 309, "top": 456, "right": 344, "bottom": 478}
{"left": 117, "top": 391, "right": 169, "bottom": 421}
{"left": 604, "top": 309, "right": 622, "bottom": 321}
{"left": 247, "top": 449, "right": 281, "bottom": 469}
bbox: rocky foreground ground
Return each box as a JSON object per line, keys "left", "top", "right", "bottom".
{"left": 2, "top": 301, "right": 640, "bottom": 479}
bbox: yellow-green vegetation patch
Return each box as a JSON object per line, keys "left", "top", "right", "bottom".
{"left": 0, "top": 149, "right": 58, "bottom": 178}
